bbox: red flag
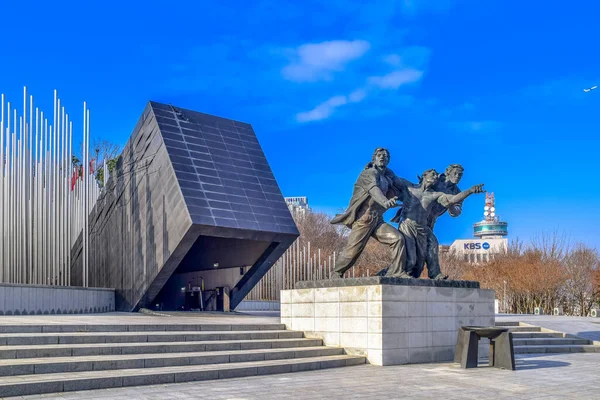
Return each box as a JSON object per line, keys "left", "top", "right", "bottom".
{"left": 89, "top": 159, "right": 95, "bottom": 175}
{"left": 71, "top": 169, "right": 77, "bottom": 191}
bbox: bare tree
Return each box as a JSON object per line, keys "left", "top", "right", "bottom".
{"left": 463, "top": 236, "right": 567, "bottom": 315}
{"left": 530, "top": 230, "right": 570, "bottom": 261}
{"left": 291, "top": 210, "right": 394, "bottom": 277}
{"left": 290, "top": 213, "right": 600, "bottom": 315}
{"left": 562, "top": 243, "right": 600, "bottom": 316}
{"left": 437, "top": 250, "right": 468, "bottom": 280}
{"left": 593, "top": 268, "right": 600, "bottom": 308}
{"left": 92, "top": 138, "right": 121, "bottom": 161}
{"left": 91, "top": 138, "right": 123, "bottom": 185}
{"left": 293, "top": 211, "right": 346, "bottom": 256}
{"left": 353, "top": 240, "right": 392, "bottom": 276}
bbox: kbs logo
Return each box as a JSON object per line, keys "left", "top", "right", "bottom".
{"left": 463, "top": 242, "right": 491, "bottom": 250}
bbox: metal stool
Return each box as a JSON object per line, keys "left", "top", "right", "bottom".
{"left": 454, "top": 326, "right": 516, "bottom": 370}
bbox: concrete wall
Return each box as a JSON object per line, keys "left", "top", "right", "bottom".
{"left": 0, "top": 284, "right": 115, "bottom": 315}
{"left": 71, "top": 103, "right": 195, "bottom": 311}
{"left": 236, "top": 300, "right": 280, "bottom": 311}
{"left": 281, "top": 285, "right": 495, "bottom": 366}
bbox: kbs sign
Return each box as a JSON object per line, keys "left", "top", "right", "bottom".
{"left": 463, "top": 242, "right": 491, "bottom": 250}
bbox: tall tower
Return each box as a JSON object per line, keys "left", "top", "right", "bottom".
{"left": 473, "top": 192, "right": 508, "bottom": 239}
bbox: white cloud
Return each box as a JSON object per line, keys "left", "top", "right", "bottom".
{"left": 296, "top": 90, "right": 366, "bottom": 122}
{"left": 282, "top": 40, "right": 371, "bottom": 82}
{"left": 383, "top": 47, "right": 430, "bottom": 69}
{"left": 288, "top": 39, "right": 430, "bottom": 123}
{"left": 296, "top": 96, "right": 347, "bottom": 122}
{"left": 348, "top": 88, "right": 367, "bottom": 102}
{"left": 452, "top": 120, "right": 501, "bottom": 133}
{"left": 294, "top": 53, "right": 427, "bottom": 123}
{"left": 368, "top": 69, "right": 423, "bottom": 89}
{"left": 383, "top": 54, "right": 403, "bottom": 67}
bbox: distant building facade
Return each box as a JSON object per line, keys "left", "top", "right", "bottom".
{"left": 285, "top": 197, "right": 310, "bottom": 217}
{"left": 449, "top": 238, "right": 508, "bottom": 264}
{"left": 445, "top": 192, "right": 509, "bottom": 264}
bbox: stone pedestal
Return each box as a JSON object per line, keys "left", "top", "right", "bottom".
{"left": 280, "top": 277, "right": 495, "bottom": 366}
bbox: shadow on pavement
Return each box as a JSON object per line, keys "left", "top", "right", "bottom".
{"left": 476, "top": 354, "right": 572, "bottom": 370}
{"left": 575, "top": 330, "right": 600, "bottom": 341}
{"left": 515, "top": 359, "right": 571, "bottom": 370}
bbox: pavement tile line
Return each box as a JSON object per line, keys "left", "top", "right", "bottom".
{"left": 0, "top": 314, "right": 366, "bottom": 397}
{"left": 496, "top": 320, "right": 600, "bottom": 354}
{"left": 6, "top": 353, "right": 595, "bottom": 400}
{"left": 2, "top": 313, "right": 599, "bottom": 398}
{"left": 0, "top": 355, "right": 366, "bottom": 397}
{"left": 515, "top": 321, "right": 600, "bottom": 346}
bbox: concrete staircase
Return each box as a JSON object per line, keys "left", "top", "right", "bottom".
{"left": 0, "top": 322, "right": 365, "bottom": 397}
{"left": 496, "top": 321, "right": 600, "bottom": 354}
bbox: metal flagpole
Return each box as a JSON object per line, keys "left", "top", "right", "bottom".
{"left": 28, "top": 94, "right": 33, "bottom": 284}
{"left": 0, "top": 87, "right": 101, "bottom": 288}
{"left": 8, "top": 107, "right": 13, "bottom": 281}
{"left": 0, "top": 94, "right": 4, "bottom": 282}
{"left": 67, "top": 120, "right": 72, "bottom": 286}
{"left": 52, "top": 92, "right": 57, "bottom": 285}
{"left": 34, "top": 107, "right": 39, "bottom": 284}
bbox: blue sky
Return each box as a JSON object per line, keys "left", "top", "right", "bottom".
{"left": 1, "top": 0, "right": 599, "bottom": 248}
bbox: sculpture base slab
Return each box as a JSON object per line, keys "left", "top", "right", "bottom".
{"left": 281, "top": 279, "right": 495, "bottom": 366}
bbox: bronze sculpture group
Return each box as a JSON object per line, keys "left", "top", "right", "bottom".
{"left": 331, "top": 148, "right": 484, "bottom": 280}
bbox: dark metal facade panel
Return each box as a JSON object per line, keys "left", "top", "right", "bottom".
{"left": 71, "top": 103, "right": 194, "bottom": 311}
{"left": 71, "top": 101, "right": 299, "bottom": 312}
{"left": 149, "top": 101, "right": 298, "bottom": 236}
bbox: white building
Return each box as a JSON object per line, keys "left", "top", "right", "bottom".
{"left": 446, "top": 192, "right": 509, "bottom": 264}
{"left": 449, "top": 238, "right": 508, "bottom": 264}
{"left": 285, "top": 197, "right": 310, "bottom": 217}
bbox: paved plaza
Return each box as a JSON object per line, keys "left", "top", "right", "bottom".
{"left": 1, "top": 313, "right": 599, "bottom": 399}
{"left": 497, "top": 314, "right": 600, "bottom": 342}
{"left": 0, "top": 312, "right": 280, "bottom": 327}
{"left": 2, "top": 352, "right": 596, "bottom": 400}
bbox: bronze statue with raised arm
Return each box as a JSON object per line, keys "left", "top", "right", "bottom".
{"left": 330, "top": 148, "right": 406, "bottom": 278}
{"left": 390, "top": 169, "right": 484, "bottom": 279}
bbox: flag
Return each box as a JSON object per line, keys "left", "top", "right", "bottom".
{"left": 71, "top": 169, "right": 77, "bottom": 191}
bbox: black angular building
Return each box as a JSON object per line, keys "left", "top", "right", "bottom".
{"left": 71, "top": 102, "right": 299, "bottom": 311}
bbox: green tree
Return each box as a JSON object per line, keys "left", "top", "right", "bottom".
{"left": 95, "top": 158, "right": 118, "bottom": 186}
{"left": 92, "top": 138, "right": 122, "bottom": 186}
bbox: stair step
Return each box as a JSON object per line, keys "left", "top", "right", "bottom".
{"left": 0, "top": 330, "right": 302, "bottom": 346}
{"left": 505, "top": 327, "right": 541, "bottom": 332}
{"left": 0, "top": 354, "right": 366, "bottom": 397}
{"left": 0, "top": 346, "right": 344, "bottom": 376}
{"left": 0, "top": 338, "right": 324, "bottom": 359}
{"left": 514, "top": 345, "right": 600, "bottom": 354}
{"left": 0, "top": 323, "right": 286, "bottom": 334}
{"left": 513, "top": 338, "right": 591, "bottom": 346}
{"left": 511, "top": 332, "right": 564, "bottom": 339}
{"left": 496, "top": 321, "right": 520, "bottom": 326}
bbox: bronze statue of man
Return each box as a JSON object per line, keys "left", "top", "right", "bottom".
{"left": 419, "top": 164, "right": 465, "bottom": 279}
{"left": 426, "top": 164, "right": 464, "bottom": 230}
{"left": 330, "top": 148, "right": 407, "bottom": 278}
{"left": 390, "top": 169, "right": 484, "bottom": 280}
